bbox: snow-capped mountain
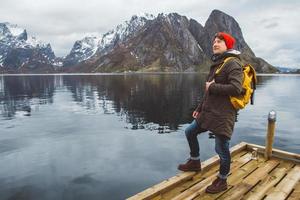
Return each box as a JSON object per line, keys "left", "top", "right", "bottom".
{"left": 99, "top": 13, "right": 155, "bottom": 48}
{"left": 65, "top": 11, "right": 277, "bottom": 73}
{"left": 64, "top": 13, "right": 155, "bottom": 66}
{"left": 0, "top": 11, "right": 278, "bottom": 73}
{"left": 63, "top": 36, "right": 102, "bottom": 66}
{"left": 0, "top": 22, "right": 57, "bottom": 71}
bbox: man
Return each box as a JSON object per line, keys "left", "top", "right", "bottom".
{"left": 177, "top": 32, "right": 243, "bottom": 194}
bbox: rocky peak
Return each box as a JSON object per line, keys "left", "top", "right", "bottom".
{"left": 63, "top": 36, "right": 102, "bottom": 66}
{"left": 82, "top": 12, "right": 211, "bottom": 72}
{"left": 65, "top": 13, "right": 155, "bottom": 66}
{"left": 202, "top": 9, "right": 255, "bottom": 57}
{"left": 0, "top": 23, "right": 27, "bottom": 41}
{"left": 102, "top": 13, "right": 154, "bottom": 47}
{"left": 0, "top": 23, "right": 11, "bottom": 40}
{"left": 188, "top": 19, "right": 205, "bottom": 50}
{"left": 85, "top": 11, "right": 275, "bottom": 73}
{"left": 0, "top": 22, "right": 56, "bottom": 71}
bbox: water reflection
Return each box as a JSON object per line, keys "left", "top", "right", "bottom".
{"left": 0, "top": 76, "right": 56, "bottom": 119}
{"left": 0, "top": 74, "right": 283, "bottom": 133}
{"left": 63, "top": 74, "right": 209, "bottom": 132}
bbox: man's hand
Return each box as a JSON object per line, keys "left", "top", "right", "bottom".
{"left": 192, "top": 111, "right": 200, "bottom": 119}
{"left": 205, "top": 79, "right": 215, "bottom": 92}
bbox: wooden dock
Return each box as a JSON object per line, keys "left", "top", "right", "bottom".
{"left": 127, "top": 142, "right": 300, "bottom": 200}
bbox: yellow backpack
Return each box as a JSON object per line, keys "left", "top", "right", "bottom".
{"left": 215, "top": 57, "right": 257, "bottom": 110}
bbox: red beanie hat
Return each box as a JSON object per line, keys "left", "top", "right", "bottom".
{"left": 215, "top": 32, "right": 235, "bottom": 49}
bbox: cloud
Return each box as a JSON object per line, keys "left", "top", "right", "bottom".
{"left": 264, "top": 22, "right": 279, "bottom": 29}
{"left": 0, "top": 0, "right": 299, "bottom": 67}
{"left": 236, "top": 0, "right": 300, "bottom": 67}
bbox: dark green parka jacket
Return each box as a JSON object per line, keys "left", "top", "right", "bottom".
{"left": 196, "top": 51, "right": 243, "bottom": 138}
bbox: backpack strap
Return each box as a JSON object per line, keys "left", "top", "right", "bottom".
{"left": 247, "top": 64, "right": 257, "bottom": 105}
{"left": 215, "top": 57, "right": 238, "bottom": 75}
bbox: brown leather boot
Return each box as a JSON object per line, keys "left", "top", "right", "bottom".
{"left": 178, "top": 159, "right": 201, "bottom": 171}
{"left": 205, "top": 177, "right": 228, "bottom": 193}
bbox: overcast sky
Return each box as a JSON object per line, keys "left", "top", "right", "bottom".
{"left": 0, "top": 0, "right": 299, "bottom": 68}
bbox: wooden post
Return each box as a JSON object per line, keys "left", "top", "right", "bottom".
{"left": 264, "top": 110, "right": 276, "bottom": 160}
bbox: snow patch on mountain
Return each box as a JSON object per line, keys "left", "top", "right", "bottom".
{"left": 0, "top": 22, "right": 56, "bottom": 68}
{"left": 26, "top": 36, "right": 48, "bottom": 48}
{"left": 4, "top": 22, "right": 24, "bottom": 37}
{"left": 65, "top": 13, "right": 155, "bottom": 66}
{"left": 73, "top": 36, "right": 102, "bottom": 61}
{"left": 107, "top": 13, "right": 154, "bottom": 43}
{"left": 0, "top": 55, "right": 4, "bottom": 67}
{"left": 100, "top": 30, "right": 115, "bottom": 48}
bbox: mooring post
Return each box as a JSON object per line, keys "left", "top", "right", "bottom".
{"left": 264, "top": 110, "right": 277, "bottom": 160}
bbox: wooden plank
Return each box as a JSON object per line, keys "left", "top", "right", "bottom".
{"left": 161, "top": 161, "right": 218, "bottom": 199}
{"left": 287, "top": 180, "right": 300, "bottom": 200}
{"left": 127, "top": 142, "right": 247, "bottom": 200}
{"left": 265, "top": 166, "right": 300, "bottom": 200}
{"left": 230, "top": 142, "right": 248, "bottom": 154}
{"left": 128, "top": 142, "right": 299, "bottom": 200}
{"left": 247, "top": 143, "right": 300, "bottom": 162}
{"left": 150, "top": 195, "right": 161, "bottom": 200}
{"left": 196, "top": 153, "right": 269, "bottom": 200}
{"left": 171, "top": 172, "right": 217, "bottom": 200}
{"left": 188, "top": 151, "right": 248, "bottom": 185}
{"left": 244, "top": 162, "right": 293, "bottom": 200}
{"left": 161, "top": 151, "right": 248, "bottom": 200}
{"left": 178, "top": 153, "right": 258, "bottom": 200}
{"left": 127, "top": 172, "right": 195, "bottom": 200}
{"left": 171, "top": 151, "right": 253, "bottom": 200}
{"left": 200, "top": 159, "right": 272, "bottom": 200}
{"left": 219, "top": 159, "right": 280, "bottom": 200}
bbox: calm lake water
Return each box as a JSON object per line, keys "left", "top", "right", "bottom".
{"left": 0, "top": 74, "right": 299, "bottom": 200}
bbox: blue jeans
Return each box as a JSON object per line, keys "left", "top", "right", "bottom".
{"left": 185, "top": 120, "right": 231, "bottom": 179}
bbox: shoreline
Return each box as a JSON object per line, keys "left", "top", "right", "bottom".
{"left": 0, "top": 72, "right": 300, "bottom": 76}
